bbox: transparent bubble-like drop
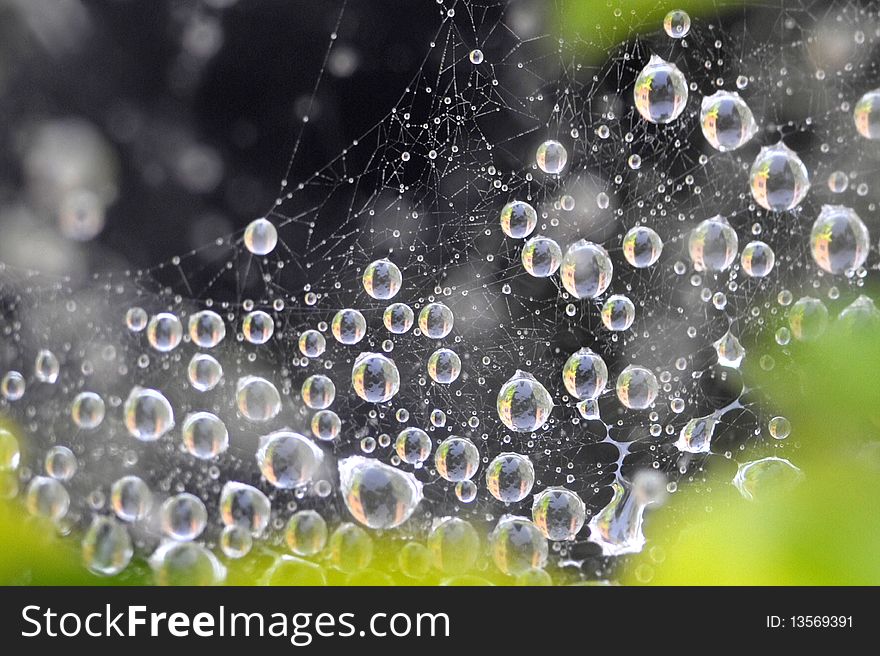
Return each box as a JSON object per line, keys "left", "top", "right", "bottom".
{"left": 125, "top": 307, "right": 148, "bottom": 332}
{"left": 45, "top": 445, "right": 77, "bottom": 481}
{"left": 633, "top": 54, "right": 689, "bottom": 123}
{"left": 601, "top": 294, "right": 635, "bottom": 331}
{"left": 489, "top": 515, "right": 548, "bottom": 576}
{"left": 82, "top": 516, "right": 133, "bottom": 576}
{"left": 243, "top": 217, "right": 278, "bottom": 255}
{"left": 499, "top": 200, "right": 538, "bottom": 239}
{"left": 713, "top": 330, "right": 745, "bottom": 368}
{"left": 124, "top": 387, "right": 174, "bottom": 441}
{"left": 395, "top": 427, "right": 431, "bottom": 464}
{"left": 26, "top": 476, "right": 69, "bottom": 521}
{"left": 733, "top": 457, "right": 803, "bottom": 501}
{"left": 332, "top": 308, "right": 367, "bottom": 344}
{"left": 560, "top": 239, "right": 613, "bottom": 299}
{"left": 182, "top": 411, "right": 228, "bottom": 459}
{"left": 675, "top": 414, "right": 719, "bottom": 453}
{"left": 497, "top": 370, "right": 554, "bottom": 433}
{"left": 187, "top": 353, "right": 223, "bottom": 391}
{"left": 622, "top": 225, "right": 663, "bottom": 268}
{"left": 0, "top": 428, "right": 20, "bottom": 471}
{"left": 236, "top": 376, "right": 282, "bottom": 422}
{"left": 535, "top": 139, "right": 568, "bottom": 174}
{"left": 352, "top": 352, "right": 400, "bottom": 403}
{"left": 749, "top": 142, "right": 810, "bottom": 212}
{"left": 160, "top": 492, "right": 207, "bottom": 541}
{"left": 285, "top": 509, "right": 328, "bottom": 556}
{"left": 220, "top": 525, "right": 253, "bottom": 559}
{"left": 562, "top": 347, "right": 608, "bottom": 400}
{"left": 256, "top": 429, "right": 324, "bottom": 489}
{"left": 810, "top": 204, "right": 870, "bottom": 275}
{"left": 435, "top": 436, "right": 480, "bottom": 482}
{"left": 468, "top": 48, "right": 484, "bottom": 65}
{"left": 383, "top": 302, "right": 415, "bottom": 334}
{"left": 587, "top": 473, "right": 666, "bottom": 556}
{"left": 700, "top": 90, "right": 758, "bottom": 151}
{"left": 853, "top": 89, "right": 880, "bottom": 140}
{"left": 188, "top": 309, "right": 226, "bottom": 348}
{"left": 111, "top": 475, "right": 152, "bottom": 522}
{"left": 577, "top": 398, "right": 600, "bottom": 420}
{"left": 616, "top": 365, "right": 659, "bottom": 409}
{"left": 328, "top": 522, "right": 374, "bottom": 573}
{"left": 338, "top": 456, "right": 423, "bottom": 529}
{"left": 302, "top": 374, "right": 336, "bottom": 409}
{"left": 789, "top": 296, "right": 829, "bottom": 341}
{"left": 311, "top": 409, "right": 342, "bottom": 441}
{"left": 455, "top": 480, "right": 477, "bottom": 502}
{"left": 363, "top": 258, "right": 403, "bottom": 300}
{"left": 1, "top": 371, "right": 25, "bottom": 401}
{"left": 663, "top": 9, "right": 690, "bottom": 38}
{"left": 521, "top": 235, "right": 562, "bottom": 277}
{"left": 427, "top": 348, "right": 461, "bottom": 384}
{"left": 242, "top": 310, "right": 274, "bottom": 344}
{"left": 298, "top": 329, "right": 326, "bottom": 357}
{"left": 837, "top": 294, "right": 880, "bottom": 333}
{"left": 768, "top": 415, "right": 791, "bottom": 440}
{"left": 689, "top": 215, "right": 738, "bottom": 272}
{"left": 71, "top": 391, "right": 105, "bottom": 429}
{"left": 827, "top": 170, "right": 849, "bottom": 193}
{"left": 532, "top": 486, "right": 586, "bottom": 541}
{"left": 150, "top": 541, "right": 226, "bottom": 586}
{"left": 485, "top": 452, "right": 535, "bottom": 503}
{"left": 35, "top": 349, "right": 60, "bottom": 383}
{"left": 220, "top": 481, "right": 271, "bottom": 537}
{"left": 740, "top": 240, "right": 775, "bottom": 277}
{"left": 146, "top": 312, "right": 183, "bottom": 352}
{"left": 429, "top": 516, "right": 480, "bottom": 574}
{"left": 418, "top": 302, "right": 454, "bottom": 338}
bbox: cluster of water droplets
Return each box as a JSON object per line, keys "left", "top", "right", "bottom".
{"left": 1, "top": 3, "right": 879, "bottom": 585}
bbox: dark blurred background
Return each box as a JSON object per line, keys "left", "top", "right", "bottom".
{"left": 0, "top": 0, "right": 442, "bottom": 275}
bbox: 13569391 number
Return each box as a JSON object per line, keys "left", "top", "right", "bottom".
{"left": 790, "top": 616, "right": 853, "bottom": 628}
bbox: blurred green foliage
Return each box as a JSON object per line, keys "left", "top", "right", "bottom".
{"left": 625, "top": 321, "right": 880, "bottom": 585}
{"left": 557, "top": 0, "right": 749, "bottom": 59}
